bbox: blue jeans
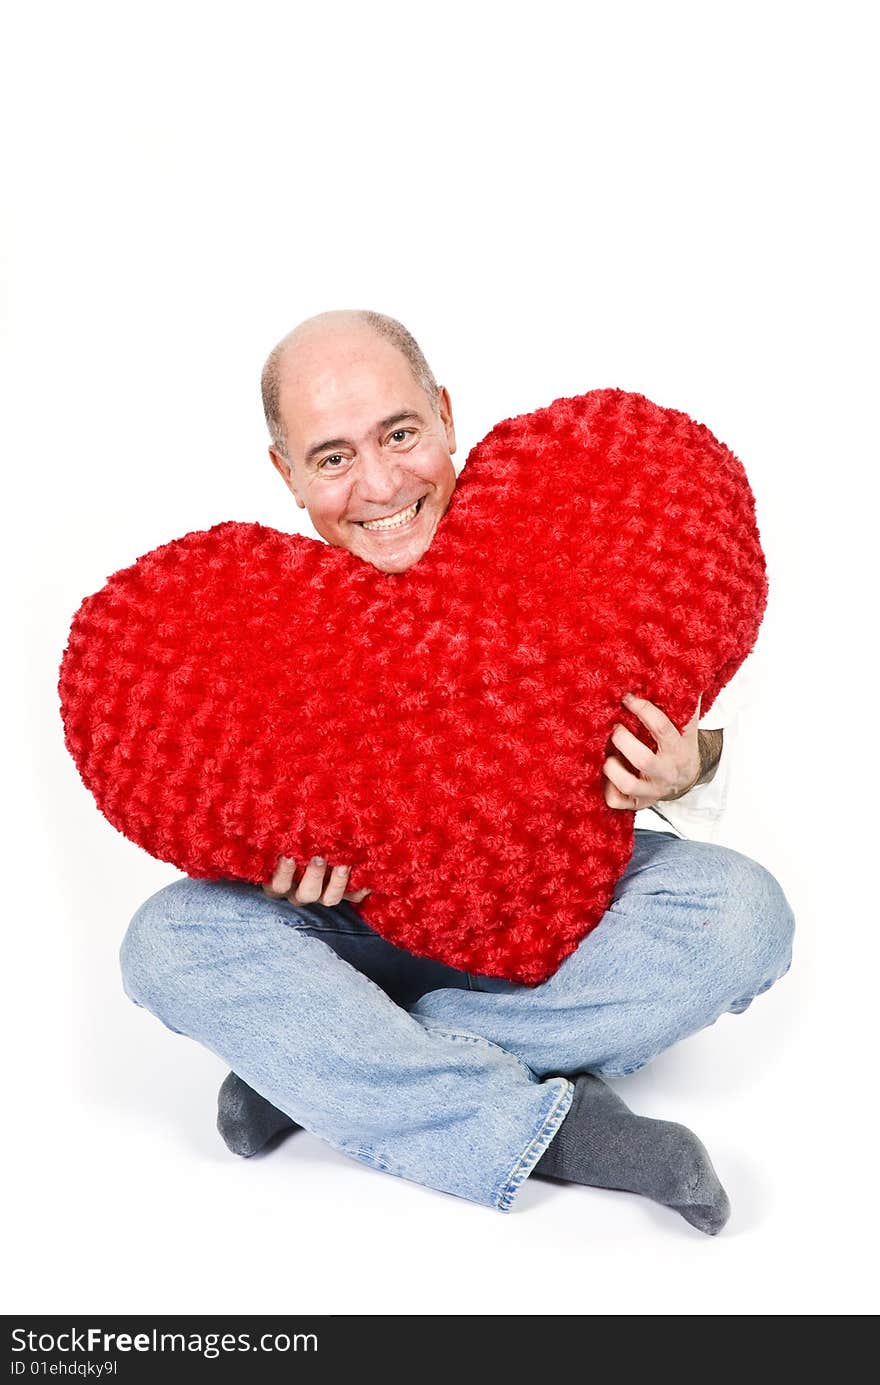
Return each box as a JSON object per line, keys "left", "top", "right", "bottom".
{"left": 119, "top": 830, "right": 795, "bottom": 1211}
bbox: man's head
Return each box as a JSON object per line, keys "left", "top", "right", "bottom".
{"left": 262, "top": 309, "right": 457, "bottom": 574}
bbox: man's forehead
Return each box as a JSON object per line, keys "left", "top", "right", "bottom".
{"left": 286, "top": 377, "right": 427, "bottom": 442}
{"left": 280, "top": 324, "right": 407, "bottom": 393}
{"left": 279, "top": 338, "right": 429, "bottom": 450}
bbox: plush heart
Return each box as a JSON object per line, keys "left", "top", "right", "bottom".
{"left": 58, "top": 388, "right": 766, "bottom": 983}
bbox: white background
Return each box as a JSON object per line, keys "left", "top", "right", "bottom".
{"left": 3, "top": 0, "right": 876, "bottom": 1316}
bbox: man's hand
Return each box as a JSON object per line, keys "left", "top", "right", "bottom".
{"left": 603, "top": 691, "right": 705, "bottom": 811}
{"left": 262, "top": 855, "right": 371, "bottom": 907}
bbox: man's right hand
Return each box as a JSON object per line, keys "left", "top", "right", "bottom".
{"left": 262, "top": 855, "right": 371, "bottom": 908}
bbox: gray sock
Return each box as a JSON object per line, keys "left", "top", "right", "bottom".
{"left": 534, "top": 1073, "right": 731, "bottom": 1235}
{"left": 217, "top": 1072, "right": 300, "bottom": 1157}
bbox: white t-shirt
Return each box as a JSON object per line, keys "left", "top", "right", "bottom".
{"left": 635, "top": 655, "right": 753, "bottom": 842}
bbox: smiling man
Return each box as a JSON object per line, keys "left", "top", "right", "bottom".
{"left": 262, "top": 311, "right": 457, "bottom": 574}
{"left": 119, "top": 310, "right": 795, "bottom": 1233}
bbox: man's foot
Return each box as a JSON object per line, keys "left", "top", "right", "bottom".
{"left": 217, "top": 1072, "right": 301, "bottom": 1157}
{"left": 534, "top": 1073, "right": 731, "bottom": 1235}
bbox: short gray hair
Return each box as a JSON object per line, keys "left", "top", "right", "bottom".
{"left": 261, "top": 309, "right": 440, "bottom": 456}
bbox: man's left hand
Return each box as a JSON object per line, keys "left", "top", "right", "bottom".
{"left": 604, "top": 691, "right": 702, "bottom": 811}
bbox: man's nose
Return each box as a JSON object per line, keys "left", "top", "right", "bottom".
{"left": 354, "top": 447, "right": 403, "bottom": 504}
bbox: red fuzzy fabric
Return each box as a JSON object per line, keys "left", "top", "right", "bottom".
{"left": 58, "top": 389, "right": 767, "bottom": 983}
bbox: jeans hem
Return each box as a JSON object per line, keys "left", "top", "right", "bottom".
{"left": 493, "top": 1078, "right": 575, "bottom": 1213}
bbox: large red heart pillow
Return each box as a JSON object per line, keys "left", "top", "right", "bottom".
{"left": 58, "top": 388, "right": 767, "bottom": 983}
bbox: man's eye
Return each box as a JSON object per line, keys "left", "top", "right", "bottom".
{"left": 319, "top": 454, "right": 346, "bottom": 469}
{"left": 388, "top": 429, "right": 414, "bottom": 444}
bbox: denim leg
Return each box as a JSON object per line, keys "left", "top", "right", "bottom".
{"left": 410, "top": 830, "right": 796, "bottom": 1078}
{"left": 119, "top": 877, "right": 572, "bottom": 1212}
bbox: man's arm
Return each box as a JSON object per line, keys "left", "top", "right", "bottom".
{"left": 660, "top": 727, "right": 723, "bottom": 801}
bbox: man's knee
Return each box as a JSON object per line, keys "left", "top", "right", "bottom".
{"left": 119, "top": 877, "right": 208, "bottom": 1010}
{"left": 592, "top": 848, "right": 795, "bottom": 1076}
{"left": 702, "top": 845, "right": 795, "bottom": 1001}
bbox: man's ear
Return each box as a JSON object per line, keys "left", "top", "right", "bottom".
{"left": 269, "top": 447, "right": 306, "bottom": 509}
{"left": 437, "top": 385, "right": 457, "bottom": 456}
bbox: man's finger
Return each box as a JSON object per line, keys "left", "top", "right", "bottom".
{"left": 604, "top": 779, "right": 644, "bottom": 811}
{"left": 604, "top": 754, "right": 650, "bottom": 801}
{"left": 610, "top": 722, "right": 656, "bottom": 774}
{"left": 293, "top": 855, "right": 330, "bottom": 905}
{"left": 320, "top": 864, "right": 352, "bottom": 907}
{"left": 622, "top": 692, "right": 677, "bottom": 748}
{"left": 343, "top": 887, "right": 372, "bottom": 903}
{"left": 262, "top": 855, "right": 297, "bottom": 898}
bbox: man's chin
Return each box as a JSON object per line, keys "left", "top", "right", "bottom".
{"left": 359, "top": 540, "right": 429, "bottom": 574}
{"left": 350, "top": 514, "right": 437, "bottom": 573}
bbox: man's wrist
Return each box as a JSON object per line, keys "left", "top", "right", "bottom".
{"left": 661, "top": 729, "right": 724, "bottom": 802}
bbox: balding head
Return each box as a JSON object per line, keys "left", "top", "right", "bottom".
{"left": 261, "top": 309, "right": 457, "bottom": 573}
{"left": 261, "top": 309, "right": 440, "bottom": 457}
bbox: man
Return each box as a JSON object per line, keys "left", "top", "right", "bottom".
{"left": 120, "top": 310, "right": 794, "bottom": 1234}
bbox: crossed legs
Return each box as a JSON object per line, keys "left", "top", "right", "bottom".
{"left": 120, "top": 831, "right": 794, "bottom": 1218}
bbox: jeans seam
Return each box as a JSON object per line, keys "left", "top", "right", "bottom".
{"left": 258, "top": 903, "right": 374, "bottom": 937}
{"left": 167, "top": 913, "right": 369, "bottom": 940}
{"left": 415, "top": 1020, "right": 538, "bottom": 1083}
{"left": 281, "top": 923, "right": 375, "bottom": 937}
{"left": 493, "top": 1078, "right": 575, "bottom": 1212}
{"left": 597, "top": 1061, "right": 648, "bottom": 1078}
{"left": 199, "top": 895, "right": 374, "bottom": 939}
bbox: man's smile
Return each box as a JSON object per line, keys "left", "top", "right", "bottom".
{"left": 357, "top": 496, "right": 425, "bottom": 532}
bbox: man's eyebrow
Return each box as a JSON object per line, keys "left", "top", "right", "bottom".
{"left": 304, "top": 411, "right": 426, "bottom": 465}
{"left": 304, "top": 435, "right": 349, "bottom": 465}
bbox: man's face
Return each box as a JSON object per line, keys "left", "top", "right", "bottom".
{"left": 270, "top": 328, "right": 457, "bottom": 574}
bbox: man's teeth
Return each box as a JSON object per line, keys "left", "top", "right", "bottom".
{"left": 361, "top": 500, "right": 421, "bottom": 532}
